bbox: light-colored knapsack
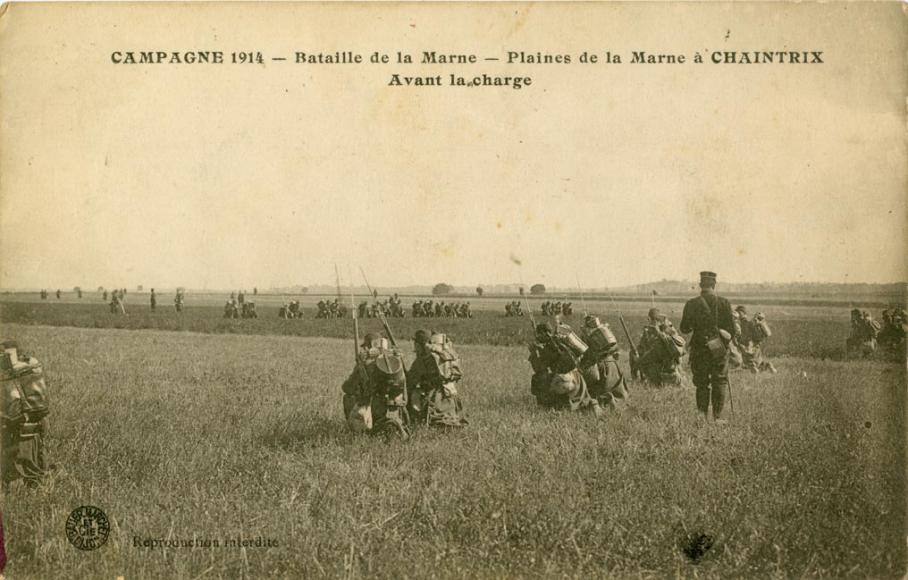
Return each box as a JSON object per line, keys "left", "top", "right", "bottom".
{"left": 426, "top": 333, "right": 463, "bottom": 383}
{"left": 2, "top": 358, "right": 49, "bottom": 424}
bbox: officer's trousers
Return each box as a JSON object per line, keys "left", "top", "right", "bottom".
{"left": 690, "top": 348, "right": 728, "bottom": 419}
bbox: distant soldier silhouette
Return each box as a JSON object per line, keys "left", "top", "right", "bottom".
{"left": 150, "top": 289, "right": 157, "bottom": 311}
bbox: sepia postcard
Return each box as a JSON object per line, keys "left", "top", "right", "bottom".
{"left": 0, "top": 2, "right": 905, "bottom": 578}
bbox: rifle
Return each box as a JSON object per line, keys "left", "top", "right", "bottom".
{"left": 603, "top": 286, "right": 638, "bottom": 360}
{"left": 359, "top": 267, "right": 398, "bottom": 348}
{"left": 618, "top": 316, "right": 639, "bottom": 360}
{"left": 575, "top": 274, "right": 588, "bottom": 317}
{"left": 350, "top": 274, "right": 370, "bottom": 386}
{"left": 359, "top": 267, "right": 408, "bottom": 413}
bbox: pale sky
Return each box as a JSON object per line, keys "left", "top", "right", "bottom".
{"left": 1, "top": 2, "right": 905, "bottom": 290}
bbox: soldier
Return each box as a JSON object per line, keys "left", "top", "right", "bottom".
{"left": 528, "top": 322, "right": 602, "bottom": 414}
{"left": 680, "top": 271, "right": 736, "bottom": 424}
{"left": 407, "top": 330, "right": 468, "bottom": 427}
{"left": 55, "top": 289, "right": 61, "bottom": 300}
{"left": 749, "top": 312, "right": 777, "bottom": 373}
{"left": 102, "top": 289, "right": 107, "bottom": 302}
{"left": 1, "top": 340, "right": 50, "bottom": 489}
{"left": 174, "top": 290, "right": 184, "bottom": 313}
{"left": 150, "top": 288, "right": 157, "bottom": 311}
{"left": 111, "top": 290, "right": 126, "bottom": 315}
{"left": 878, "top": 305, "right": 906, "bottom": 352}
{"left": 847, "top": 309, "right": 879, "bottom": 358}
{"left": 577, "top": 315, "right": 630, "bottom": 410}
{"left": 435, "top": 302, "right": 444, "bottom": 318}
{"left": 728, "top": 307, "right": 748, "bottom": 370}
{"left": 238, "top": 290, "right": 245, "bottom": 306}
{"left": 340, "top": 333, "right": 409, "bottom": 439}
{"left": 632, "top": 308, "right": 685, "bottom": 386}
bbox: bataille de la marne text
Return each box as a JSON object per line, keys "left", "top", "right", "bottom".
{"left": 110, "top": 50, "right": 825, "bottom": 89}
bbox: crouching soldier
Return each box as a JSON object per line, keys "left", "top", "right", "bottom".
{"left": 632, "top": 309, "right": 685, "bottom": 386}
{"left": 242, "top": 302, "right": 258, "bottom": 319}
{"left": 1, "top": 340, "right": 50, "bottom": 489}
{"left": 341, "top": 333, "right": 410, "bottom": 439}
{"left": 749, "top": 312, "right": 777, "bottom": 373}
{"left": 578, "top": 315, "right": 630, "bottom": 410}
{"left": 528, "top": 323, "right": 601, "bottom": 414}
{"left": 407, "top": 331, "right": 468, "bottom": 428}
{"left": 847, "top": 309, "right": 880, "bottom": 358}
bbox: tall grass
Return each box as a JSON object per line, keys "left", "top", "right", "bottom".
{"left": 1, "top": 324, "right": 904, "bottom": 578}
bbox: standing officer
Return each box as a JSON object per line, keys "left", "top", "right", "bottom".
{"left": 680, "top": 271, "right": 736, "bottom": 424}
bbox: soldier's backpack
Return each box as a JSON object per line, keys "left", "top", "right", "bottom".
{"left": 753, "top": 318, "right": 772, "bottom": 341}
{"left": 2, "top": 356, "right": 49, "bottom": 425}
{"left": 368, "top": 348, "right": 407, "bottom": 403}
{"left": 583, "top": 317, "right": 617, "bottom": 354}
{"left": 661, "top": 330, "right": 686, "bottom": 359}
{"left": 555, "top": 324, "right": 589, "bottom": 359}
{"left": 426, "top": 333, "right": 463, "bottom": 383}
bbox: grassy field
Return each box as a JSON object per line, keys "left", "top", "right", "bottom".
{"left": 0, "top": 299, "right": 887, "bottom": 361}
{"left": 1, "top": 324, "right": 904, "bottom": 579}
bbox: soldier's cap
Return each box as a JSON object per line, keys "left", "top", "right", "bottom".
{"left": 754, "top": 312, "right": 765, "bottom": 320}
{"left": 412, "top": 330, "right": 430, "bottom": 344}
{"left": 647, "top": 308, "right": 662, "bottom": 319}
{"left": 361, "top": 333, "right": 381, "bottom": 347}
{"left": 735, "top": 305, "right": 747, "bottom": 313}
{"left": 584, "top": 314, "right": 600, "bottom": 327}
{"left": 699, "top": 271, "right": 718, "bottom": 283}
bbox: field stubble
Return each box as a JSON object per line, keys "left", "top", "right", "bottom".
{"left": 1, "top": 324, "right": 904, "bottom": 579}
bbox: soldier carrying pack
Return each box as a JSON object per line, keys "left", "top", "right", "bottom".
{"left": 1, "top": 340, "right": 50, "bottom": 489}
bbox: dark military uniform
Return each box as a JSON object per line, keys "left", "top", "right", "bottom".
{"left": 341, "top": 334, "right": 409, "bottom": 438}
{"left": 407, "top": 331, "right": 467, "bottom": 427}
{"left": 634, "top": 311, "right": 684, "bottom": 386}
{"left": 528, "top": 323, "right": 599, "bottom": 413}
{"left": 1, "top": 341, "right": 49, "bottom": 489}
{"left": 680, "top": 272, "right": 736, "bottom": 421}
